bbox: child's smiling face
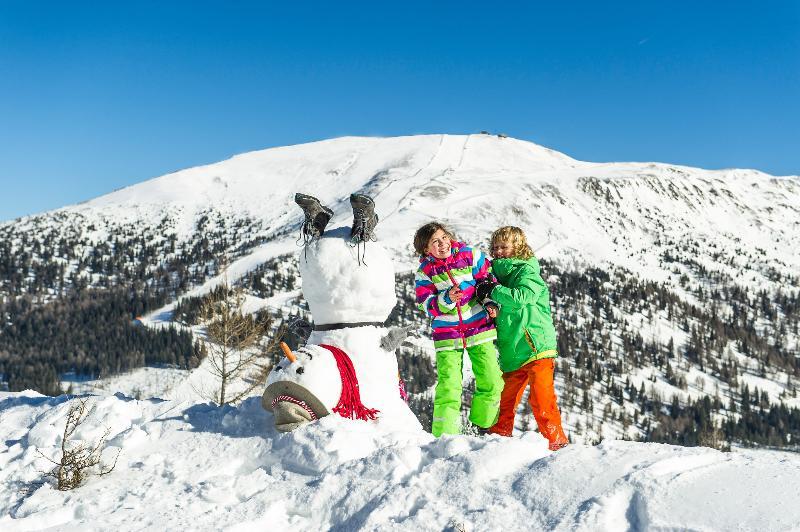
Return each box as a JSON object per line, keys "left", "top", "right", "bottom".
{"left": 491, "top": 239, "right": 513, "bottom": 259}
{"left": 426, "top": 229, "right": 451, "bottom": 259}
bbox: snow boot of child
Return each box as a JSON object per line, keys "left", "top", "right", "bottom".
{"left": 468, "top": 423, "right": 492, "bottom": 437}
{"left": 295, "top": 193, "right": 333, "bottom": 242}
{"left": 349, "top": 193, "right": 378, "bottom": 244}
{"left": 489, "top": 358, "right": 568, "bottom": 450}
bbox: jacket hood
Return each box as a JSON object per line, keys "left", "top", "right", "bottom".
{"left": 492, "top": 256, "right": 537, "bottom": 278}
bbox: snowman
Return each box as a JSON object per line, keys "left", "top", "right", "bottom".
{"left": 262, "top": 193, "right": 421, "bottom": 432}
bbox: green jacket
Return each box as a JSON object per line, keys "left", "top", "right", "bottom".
{"left": 490, "top": 257, "right": 558, "bottom": 372}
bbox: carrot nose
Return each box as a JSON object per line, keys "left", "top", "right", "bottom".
{"left": 280, "top": 342, "right": 297, "bottom": 363}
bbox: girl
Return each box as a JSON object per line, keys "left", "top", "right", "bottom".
{"left": 413, "top": 222, "right": 504, "bottom": 437}
{"left": 483, "top": 226, "right": 568, "bottom": 450}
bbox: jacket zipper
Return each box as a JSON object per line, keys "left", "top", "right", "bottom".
{"left": 524, "top": 329, "right": 537, "bottom": 353}
{"left": 443, "top": 263, "right": 467, "bottom": 350}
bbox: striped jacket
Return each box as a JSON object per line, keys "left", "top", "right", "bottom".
{"left": 415, "top": 242, "right": 497, "bottom": 351}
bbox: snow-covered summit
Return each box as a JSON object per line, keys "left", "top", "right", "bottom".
{"left": 6, "top": 133, "right": 798, "bottom": 291}
{"left": 81, "top": 134, "right": 578, "bottom": 209}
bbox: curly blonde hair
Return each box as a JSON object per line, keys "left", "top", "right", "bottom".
{"left": 490, "top": 226, "right": 534, "bottom": 259}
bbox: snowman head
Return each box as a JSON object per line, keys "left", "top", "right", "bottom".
{"left": 299, "top": 226, "right": 396, "bottom": 326}
{"left": 262, "top": 344, "right": 341, "bottom": 432}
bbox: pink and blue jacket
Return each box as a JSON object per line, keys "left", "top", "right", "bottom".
{"left": 414, "top": 242, "right": 497, "bottom": 351}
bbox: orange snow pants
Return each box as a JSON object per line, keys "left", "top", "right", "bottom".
{"left": 489, "top": 358, "right": 568, "bottom": 446}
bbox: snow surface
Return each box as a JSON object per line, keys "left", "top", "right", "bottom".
{"left": 2, "top": 391, "right": 799, "bottom": 531}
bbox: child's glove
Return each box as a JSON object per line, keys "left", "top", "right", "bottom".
{"left": 474, "top": 278, "right": 498, "bottom": 304}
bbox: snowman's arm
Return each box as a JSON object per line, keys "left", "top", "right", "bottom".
{"left": 380, "top": 325, "right": 416, "bottom": 352}
{"left": 414, "top": 270, "right": 457, "bottom": 317}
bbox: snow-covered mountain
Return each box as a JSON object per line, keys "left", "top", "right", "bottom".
{"left": 1, "top": 134, "right": 799, "bottom": 447}
{"left": 5, "top": 134, "right": 799, "bottom": 282}
{"left": 2, "top": 134, "right": 800, "bottom": 530}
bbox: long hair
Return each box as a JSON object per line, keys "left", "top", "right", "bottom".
{"left": 490, "top": 226, "right": 534, "bottom": 259}
{"left": 413, "top": 222, "right": 454, "bottom": 256}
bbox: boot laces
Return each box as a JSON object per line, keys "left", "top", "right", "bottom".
{"left": 296, "top": 215, "right": 321, "bottom": 260}
{"left": 350, "top": 209, "right": 377, "bottom": 265}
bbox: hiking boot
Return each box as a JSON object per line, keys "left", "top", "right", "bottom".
{"left": 295, "top": 193, "right": 333, "bottom": 241}
{"left": 349, "top": 193, "right": 378, "bottom": 244}
{"left": 468, "top": 423, "right": 492, "bottom": 437}
{"left": 548, "top": 440, "right": 569, "bottom": 451}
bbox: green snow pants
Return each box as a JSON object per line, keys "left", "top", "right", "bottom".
{"left": 431, "top": 342, "right": 504, "bottom": 437}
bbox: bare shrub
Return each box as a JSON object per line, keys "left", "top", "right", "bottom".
{"left": 698, "top": 423, "right": 731, "bottom": 452}
{"left": 38, "top": 398, "right": 120, "bottom": 490}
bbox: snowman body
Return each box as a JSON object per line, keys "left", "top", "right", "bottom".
{"left": 263, "top": 227, "right": 421, "bottom": 431}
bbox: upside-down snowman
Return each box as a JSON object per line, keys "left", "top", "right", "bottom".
{"left": 262, "top": 192, "right": 421, "bottom": 432}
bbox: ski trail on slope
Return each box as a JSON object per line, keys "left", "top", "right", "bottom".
{"left": 380, "top": 134, "right": 471, "bottom": 223}
{"left": 378, "top": 134, "right": 445, "bottom": 222}
{"left": 455, "top": 132, "right": 471, "bottom": 170}
{"left": 368, "top": 138, "right": 441, "bottom": 208}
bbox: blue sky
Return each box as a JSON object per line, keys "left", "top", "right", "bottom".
{"left": 1, "top": 1, "right": 798, "bottom": 222}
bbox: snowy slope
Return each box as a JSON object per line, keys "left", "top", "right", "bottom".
{"left": 4, "top": 134, "right": 798, "bottom": 286}
{"left": 2, "top": 391, "right": 799, "bottom": 532}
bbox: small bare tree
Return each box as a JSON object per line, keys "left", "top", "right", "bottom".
{"left": 38, "top": 398, "right": 119, "bottom": 490}
{"left": 199, "top": 275, "right": 281, "bottom": 405}
{"left": 698, "top": 422, "right": 731, "bottom": 452}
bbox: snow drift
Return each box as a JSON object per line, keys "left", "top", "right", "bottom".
{"left": 2, "top": 391, "right": 799, "bottom": 531}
